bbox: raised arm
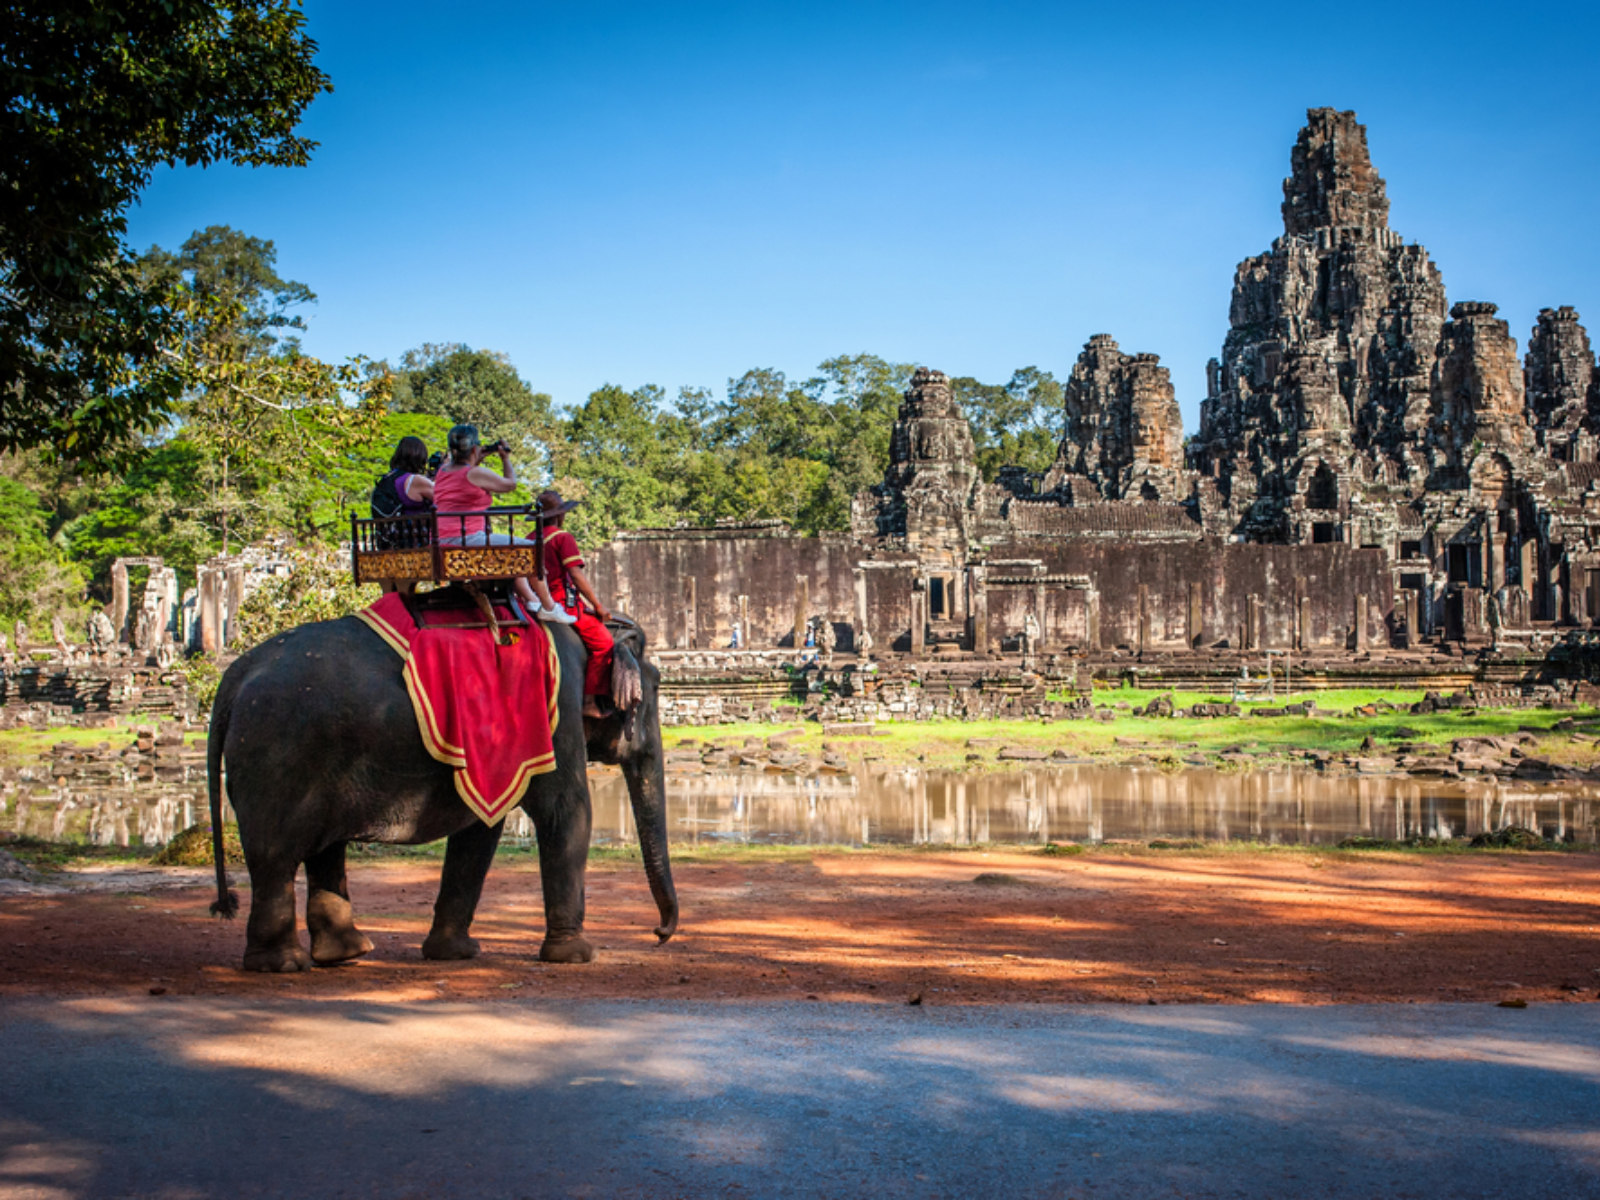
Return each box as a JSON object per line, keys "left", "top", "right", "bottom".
{"left": 467, "top": 447, "right": 519, "bottom": 496}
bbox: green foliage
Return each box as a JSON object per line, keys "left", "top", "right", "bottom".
{"left": 0, "top": 477, "right": 87, "bottom": 629}
{"left": 557, "top": 383, "right": 685, "bottom": 540}
{"left": 300, "top": 411, "right": 456, "bottom": 537}
{"left": 150, "top": 822, "right": 245, "bottom": 866}
{"left": 391, "top": 343, "right": 558, "bottom": 483}
{"left": 0, "top": 1, "right": 330, "bottom": 468}
{"left": 129, "top": 228, "right": 392, "bottom": 552}
{"left": 135, "top": 225, "right": 317, "bottom": 357}
{"left": 556, "top": 354, "right": 913, "bottom": 540}
{"left": 231, "top": 542, "right": 381, "bottom": 651}
{"left": 951, "top": 367, "right": 1063, "bottom": 482}
{"left": 60, "top": 441, "right": 212, "bottom": 581}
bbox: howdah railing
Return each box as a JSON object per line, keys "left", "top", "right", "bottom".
{"left": 350, "top": 506, "right": 546, "bottom": 586}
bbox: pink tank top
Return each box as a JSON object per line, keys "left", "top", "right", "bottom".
{"left": 431, "top": 467, "right": 492, "bottom": 538}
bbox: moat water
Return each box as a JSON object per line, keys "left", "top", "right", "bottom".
{"left": 7, "top": 756, "right": 1595, "bottom": 849}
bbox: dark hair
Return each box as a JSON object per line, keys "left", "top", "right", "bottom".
{"left": 446, "top": 423, "right": 480, "bottom": 465}
{"left": 389, "top": 435, "right": 428, "bottom": 474}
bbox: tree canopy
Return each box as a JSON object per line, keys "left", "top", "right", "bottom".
{"left": 0, "top": 0, "right": 330, "bottom": 467}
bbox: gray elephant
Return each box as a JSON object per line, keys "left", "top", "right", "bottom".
{"left": 206, "top": 613, "right": 676, "bottom": 972}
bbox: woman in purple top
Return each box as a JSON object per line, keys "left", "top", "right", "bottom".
{"left": 388, "top": 435, "right": 436, "bottom": 512}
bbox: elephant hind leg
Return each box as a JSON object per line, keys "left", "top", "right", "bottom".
{"left": 305, "top": 841, "right": 374, "bottom": 966}
{"left": 242, "top": 857, "right": 311, "bottom": 973}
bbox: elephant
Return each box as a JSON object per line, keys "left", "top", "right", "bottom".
{"left": 205, "top": 607, "right": 677, "bottom": 972}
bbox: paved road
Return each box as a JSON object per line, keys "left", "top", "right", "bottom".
{"left": 2, "top": 998, "right": 1597, "bottom": 1198}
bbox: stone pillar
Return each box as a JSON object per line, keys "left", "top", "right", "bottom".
{"left": 737, "top": 594, "right": 750, "bottom": 647}
{"left": 793, "top": 575, "right": 809, "bottom": 649}
{"left": 1137, "top": 584, "right": 1150, "bottom": 654}
{"left": 223, "top": 561, "right": 245, "bottom": 648}
{"left": 684, "top": 576, "right": 697, "bottom": 649}
{"left": 1298, "top": 596, "right": 1314, "bottom": 650}
{"left": 1354, "top": 594, "right": 1369, "bottom": 652}
{"left": 1186, "top": 582, "right": 1202, "bottom": 649}
{"left": 969, "top": 565, "right": 988, "bottom": 653}
{"left": 1085, "top": 589, "right": 1101, "bottom": 650}
{"left": 111, "top": 560, "right": 130, "bottom": 644}
{"left": 198, "top": 565, "right": 222, "bottom": 655}
{"left": 1484, "top": 522, "right": 1500, "bottom": 592}
{"left": 853, "top": 567, "right": 868, "bottom": 641}
{"left": 1246, "top": 594, "right": 1262, "bottom": 650}
{"left": 1399, "top": 588, "right": 1418, "bottom": 649}
{"left": 910, "top": 581, "right": 926, "bottom": 657}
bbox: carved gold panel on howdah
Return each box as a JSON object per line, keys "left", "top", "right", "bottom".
{"left": 354, "top": 549, "right": 433, "bottom": 584}
{"left": 440, "top": 547, "right": 537, "bottom": 579}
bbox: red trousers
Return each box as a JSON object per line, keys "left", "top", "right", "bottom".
{"left": 572, "top": 609, "right": 614, "bottom": 697}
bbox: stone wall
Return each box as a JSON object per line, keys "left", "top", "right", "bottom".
{"left": 0, "top": 663, "right": 193, "bottom": 727}
{"left": 981, "top": 541, "right": 1390, "bottom": 652}
{"left": 586, "top": 524, "right": 904, "bottom": 651}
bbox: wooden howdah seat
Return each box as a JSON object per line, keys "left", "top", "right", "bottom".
{"left": 351, "top": 506, "right": 547, "bottom": 632}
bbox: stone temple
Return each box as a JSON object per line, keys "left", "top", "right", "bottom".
{"left": 591, "top": 109, "right": 1600, "bottom": 691}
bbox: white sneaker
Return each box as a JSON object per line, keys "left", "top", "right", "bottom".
{"left": 539, "top": 606, "right": 578, "bottom": 625}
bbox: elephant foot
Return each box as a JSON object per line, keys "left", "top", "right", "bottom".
{"left": 307, "top": 891, "right": 373, "bottom": 966}
{"left": 242, "top": 944, "right": 312, "bottom": 973}
{"left": 311, "top": 927, "right": 374, "bottom": 966}
{"left": 421, "top": 930, "right": 480, "bottom": 961}
{"left": 539, "top": 934, "right": 595, "bottom": 964}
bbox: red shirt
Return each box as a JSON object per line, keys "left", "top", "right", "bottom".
{"left": 543, "top": 529, "right": 585, "bottom": 606}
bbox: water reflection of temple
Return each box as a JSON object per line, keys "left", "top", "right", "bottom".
{"left": 587, "top": 766, "right": 1597, "bottom": 847}
{"left": 7, "top": 761, "right": 1593, "bottom": 851}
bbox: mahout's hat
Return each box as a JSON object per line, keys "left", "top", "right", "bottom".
{"left": 537, "top": 489, "right": 581, "bottom": 519}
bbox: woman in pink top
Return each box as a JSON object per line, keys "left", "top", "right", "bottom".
{"left": 434, "top": 424, "right": 573, "bottom": 623}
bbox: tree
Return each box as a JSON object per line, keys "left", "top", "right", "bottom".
{"left": 136, "top": 226, "right": 316, "bottom": 357}
{"left": 0, "top": 475, "right": 86, "bottom": 630}
{"left": 391, "top": 343, "right": 559, "bottom": 481}
{"left": 0, "top": 1, "right": 330, "bottom": 467}
{"left": 951, "top": 367, "right": 1063, "bottom": 481}
{"left": 556, "top": 383, "right": 683, "bottom": 541}
{"left": 130, "top": 228, "right": 390, "bottom": 554}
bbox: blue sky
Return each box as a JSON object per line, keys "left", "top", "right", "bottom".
{"left": 125, "top": 0, "right": 1600, "bottom": 431}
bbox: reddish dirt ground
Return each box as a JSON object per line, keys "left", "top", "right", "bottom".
{"left": 3, "top": 851, "right": 1599, "bottom": 1006}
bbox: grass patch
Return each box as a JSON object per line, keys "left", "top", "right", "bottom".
{"left": 3, "top": 837, "right": 152, "bottom": 870}
{"left": 663, "top": 701, "right": 1599, "bottom": 770}
{"left": 0, "top": 723, "right": 137, "bottom": 760}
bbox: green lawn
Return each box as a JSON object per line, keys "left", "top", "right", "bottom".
{"left": 664, "top": 689, "right": 1597, "bottom": 770}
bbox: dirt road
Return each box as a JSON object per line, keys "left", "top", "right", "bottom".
{"left": 4, "top": 850, "right": 1598, "bottom": 1005}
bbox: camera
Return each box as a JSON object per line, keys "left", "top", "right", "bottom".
{"left": 483, "top": 437, "right": 511, "bottom": 455}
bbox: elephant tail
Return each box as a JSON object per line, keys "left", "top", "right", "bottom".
{"left": 207, "top": 665, "right": 240, "bottom": 920}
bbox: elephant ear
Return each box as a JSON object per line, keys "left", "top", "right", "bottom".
{"left": 611, "top": 642, "right": 644, "bottom": 715}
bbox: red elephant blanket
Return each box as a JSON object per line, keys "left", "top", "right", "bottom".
{"left": 355, "top": 592, "right": 560, "bottom": 825}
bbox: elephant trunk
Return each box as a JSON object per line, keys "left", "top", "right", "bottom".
{"left": 623, "top": 667, "right": 677, "bottom": 942}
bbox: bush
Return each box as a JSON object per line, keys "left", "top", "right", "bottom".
{"left": 150, "top": 822, "right": 244, "bottom": 867}
{"left": 232, "top": 543, "right": 381, "bottom": 650}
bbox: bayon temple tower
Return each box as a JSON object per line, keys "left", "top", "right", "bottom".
{"left": 597, "top": 108, "right": 1600, "bottom": 662}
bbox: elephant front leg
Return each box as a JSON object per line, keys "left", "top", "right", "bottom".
{"left": 533, "top": 785, "right": 594, "bottom": 964}
{"left": 423, "top": 819, "right": 504, "bottom": 960}
{"left": 242, "top": 857, "right": 311, "bottom": 973}
{"left": 304, "top": 841, "right": 374, "bottom": 966}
